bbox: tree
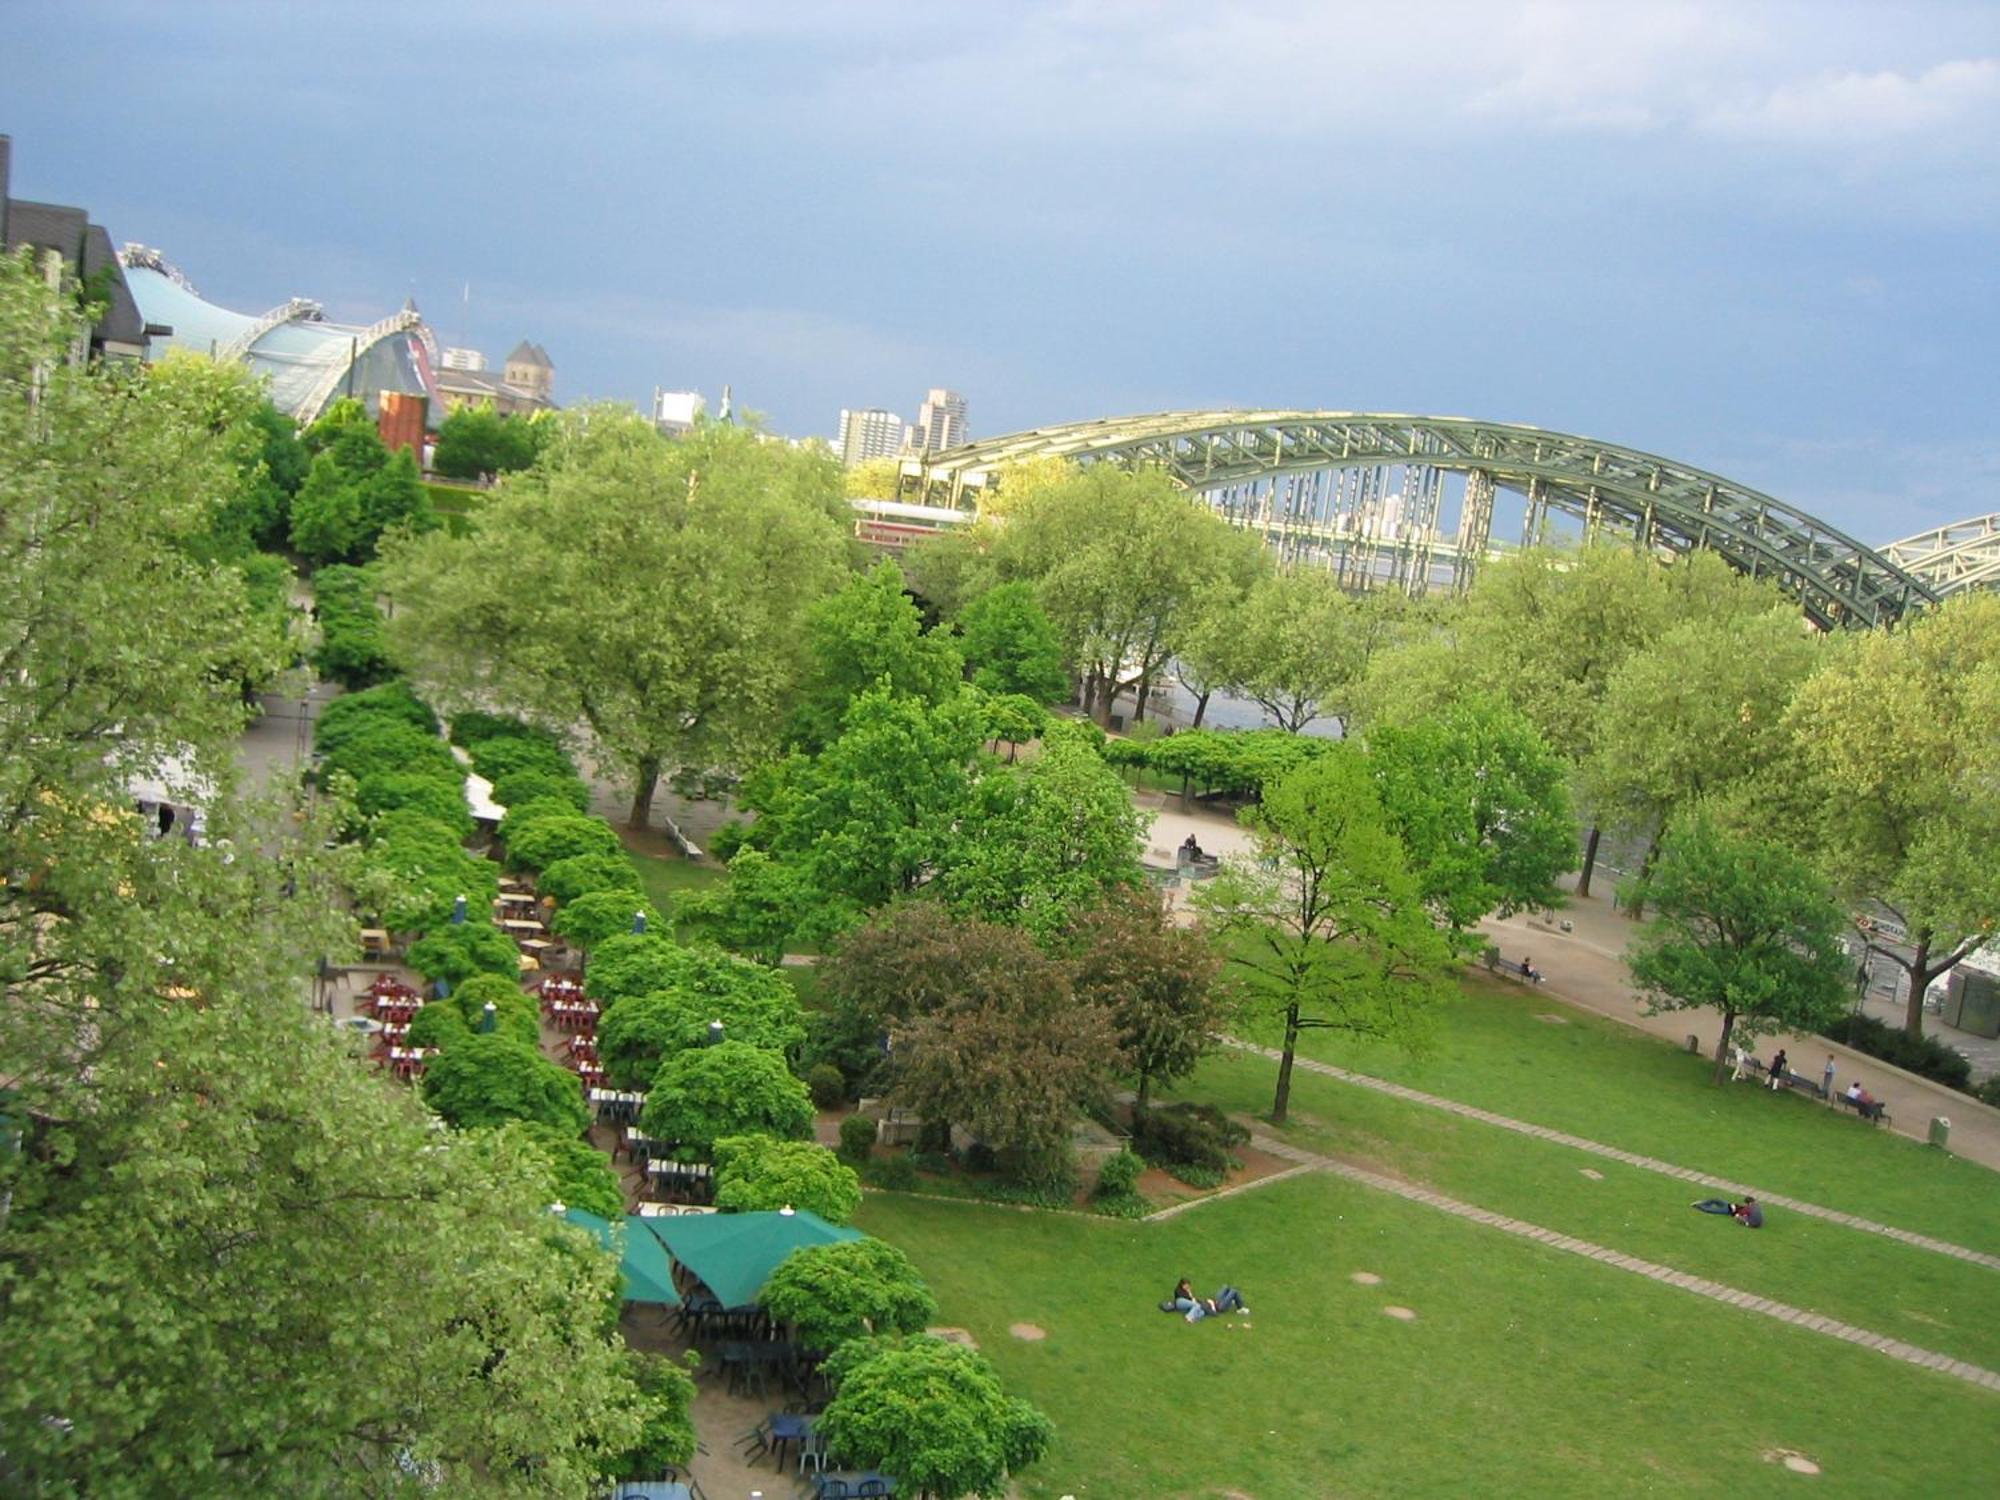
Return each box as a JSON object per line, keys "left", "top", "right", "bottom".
{"left": 1585, "top": 608, "right": 1822, "bottom": 895}
{"left": 978, "top": 690, "right": 1048, "bottom": 762}
{"left": 712, "top": 1135, "right": 863, "bottom": 1221}
{"left": 604, "top": 1351, "right": 698, "bottom": 1480}
{"left": 1368, "top": 695, "right": 1577, "bottom": 936}
{"left": 551, "top": 889, "right": 662, "bottom": 950}
{"left": 957, "top": 580, "right": 1069, "bottom": 702}
{"left": 890, "top": 916, "right": 1122, "bottom": 1183}
{"left": 382, "top": 410, "right": 850, "bottom": 827}
{"left": 743, "top": 685, "right": 985, "bottom": 913}
{"left": 1194, "top": 748, "right": 1455, "bottom": 1123}
{"left": 405, "top": 920, "right": 521, "bottom": 987}
{"left": 421, "top": 1033, "right": 591, "bottom": 1134}
{"left": 759, "top": 1240, "right": 936, "bottom": 1352}
{"left": 513, "top": 1122, "right": 626, "bottom": 1220}
{"left": 817, "top": 1336, "right": 1053, "bottom": 1500}
{"left": 1784, "top": 593, "right": 2000, "bottom": 1036}
{"left": 539, "top": 849, "right": 643, "bottom": 905}
{"left": 597, "top": 965, "right": 805, "bottom": 1089}
{"left": 1625, "top": 810, "right": 1851, "bottom": 1082}
{"left": 505, "top": 812, "right": 624, "bottom": 873}
{"left": 638, "top": 1041, "right": 815, "bottom": 1156}
{"left": 993, "top": 462, "right": 1254, "bottom": 723}
{"left": 583, "top": 932, "right": 690, "bottom": 1007}
{"left": 0, "top": 256, "right": 647, "bottom": 1490}
{"left": 683, "top": 847, "right": 815, "bottom": 964}
{"left": 1066, "top": 888, "right": 1227, "bottom": 1111}
{"left": 939, "top": 720, "right": 1149, "bottom": 938}
{"left": 789, "top": 559, "right": 965, "bottom": 751}
{"left": 1227, "top": 569, "right": 1404, "bottom": 733}
{"left": 288, "top": 421, "right": 431, "bottom": 565}
{"left": 433, "top": 400, "right": 541, "bottom": 480}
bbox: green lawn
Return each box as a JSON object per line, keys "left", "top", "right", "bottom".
{"left": 836, "top": 972, "right": 2000, "bottom": 1498}
{"left": 857, "top": 1178, "right": 2000, "bottom": 1499}
{"left": 626, "top": 848, "right": 728, "bottom": 943}
{"left": 1234, "top": 973, "right": 2000, "bottom": 1255}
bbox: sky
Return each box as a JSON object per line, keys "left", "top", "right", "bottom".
{"left": 4, "top": 0, "right": 1997, "bottom": 543}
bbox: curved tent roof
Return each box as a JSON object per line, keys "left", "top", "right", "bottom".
{"left": 638, "top": 1208, "right": 862, "bottom": 1308}
{"left": 560, "top": 1208, "right": 680, "bottom": 1305}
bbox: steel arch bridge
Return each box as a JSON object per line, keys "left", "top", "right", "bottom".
{"left": 1882, "top": 514, "right": 2000, "bottom": 598}
{"left": 898, "top": 411, "right": 1937, "bottom": 629}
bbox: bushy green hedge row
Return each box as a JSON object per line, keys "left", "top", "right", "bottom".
{"left": 1102, "top": 726, "right": 1333, "bottom": 800}
{"left": 311, "top": 564, "right": 394, "bottom": 688}
{"left": 1823, "top": 1012, "right": 1974, "bottom": 1091}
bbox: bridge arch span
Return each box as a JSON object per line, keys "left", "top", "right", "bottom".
{"left": 900, "top": 411, "right": 1935, "bottom": 630}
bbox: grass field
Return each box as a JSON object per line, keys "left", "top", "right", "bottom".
{"left": 845, "top": 976, "right": 2000, "bottom": 1499}
{"left": 626, "top": 848, "right": 728, "bottom": 942}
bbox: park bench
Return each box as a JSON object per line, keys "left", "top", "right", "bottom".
{"left": 1480, "top": 948, "right": 1543, "bottom": 984}
{"left": 1744, "top": 1061, "right": 1828, "bottom": 1101}
{"left": 1834, "top": 1093, "right": 1890, "bottom": 1127}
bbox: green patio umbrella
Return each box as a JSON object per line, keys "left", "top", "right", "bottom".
{"left": 560, "top": 1207, "right": 681, "bottom": 1305}
{"left": 637, "top": 1207, "right": 862, "bottom": 1308}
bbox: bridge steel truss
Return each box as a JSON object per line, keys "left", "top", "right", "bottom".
{"left": 899, "top": 411, "right": 1936, "bottom": 629}
{"left": 1883, "top": 514, "right": 2000, "bottom": 598}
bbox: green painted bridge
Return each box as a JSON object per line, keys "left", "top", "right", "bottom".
{"left": 897, "top": 411, "right": 1943, "bottom": 629}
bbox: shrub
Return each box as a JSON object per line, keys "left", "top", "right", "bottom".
{"left": 421, "top": 1034, "right": 589, "bottom": 1135}
{"left": 539, "top": 851, "right": 641, "bottom": 905}
{"left": 496, "top": 796, "right": 586, "bottom": 851}
{"left": 807, "top": 1062, "right": 847, "bottom": 1111}
{"left": 450, "top": 710, "right": 552, "bottom": 748}
{"left": 490, "top": 768, "right": 591, "bottom": 814}
{"left": 406, "top": 1000, "right": 472, "bottom": 1052}
{"left": 505, "top": 814, "right": 623, "bottom": 874}
{"left": 355, "top": 770, "right": 473, "bottom": 838}
{"left": 1131, "top": 1102, "right": 1248, "bottom": 1176}
{"left": 1823, "top": 1013, "right": 1973, "bottom": 1091}
{"left": 320, "top": 722, "right": 460, "bottom": 789}
{"left": 1975, "top": 1076, "right": 2000, "bottom": 1109}
{"left": 760, "top": 1239, "right": 935, "bottom": 1351}
{"left": 437, "top": 973, "right": 542, "bottom": 1048}
{"left": 838, "top": 1112, "right": 878, "bottom": 1165}
{"left": 314, "top": 679, "right": 436, "bottom": 749}
{"left": 512, "top": 1121, "right": 624, "bottom": 1220}
{"left": 551, "top": 890, "right": 661, "bottom": 951}
{"left": 1094, "top": 1147, "right": 1144, "bottom": 1200}
{"left": 638, "top": 1042, "right": 815, "bottom": 1157}
{"left": 868, "top": 1153, "right": 918, "bottom": 1191}
{"left": 469, "top": 734, "right": 578, "bottom": 785}
{"left": 406, "top": 922, "right": 522, "bottom": 986}
{"left": 712, "top": 1135, "right": 862, "bottom": 1222}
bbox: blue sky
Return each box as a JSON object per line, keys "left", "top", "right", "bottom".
{"left": 5, "top": 1, "right": 1997, "bottom": 542}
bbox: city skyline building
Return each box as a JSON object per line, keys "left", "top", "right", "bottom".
{"left": 910, "top": 387, "right": 967, "bottom": 454}
{"left": 652, "top": 388, "right": 705, "bottom": 437}
{"left": 838, "top": 406, "right": 904, "bottom": 467}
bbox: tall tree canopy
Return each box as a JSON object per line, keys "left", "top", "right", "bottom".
{"left": 1195, "top": 748, "right": 1454, "bottom": 1122}
{"left": 1625, "top": 809, "right": 1851, "bottom": 1082}
{"left": 380, "top": 408, "right": 850, "bottom": 826}
{"left": 955, "top": 580, "right": 1070, "bottom": 703}
{"left": 1784, "top": 593, "right": 2000, "bottom": 1036}
{"left": 788, "top": 558, "right": 965, "bottom": 751}
{"left": 0, "top": 253, "right": 648, "bottom": 1492}
{"left": 432, "top": 400, "right": 544, "bottom": 479}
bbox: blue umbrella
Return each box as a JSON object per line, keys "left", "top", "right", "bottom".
{"left": 451, "top": 893, "right": 468, "bottom": 925}
{"left": 632, "top": 909, "right": 647, "bottom": 935}
{"left": 480, "top": 1000, "right": 497, "bottom": 1034}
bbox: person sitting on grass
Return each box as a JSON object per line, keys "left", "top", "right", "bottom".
{"left": 1185, "top": 1285, "right": 1249, "bottom": 1322}
{"left": 1161, "top": 1276, "right": 1198, "bottom": 1313}
{"left": 1692, "top": 1195, "right": 1763, "bottom": 1227}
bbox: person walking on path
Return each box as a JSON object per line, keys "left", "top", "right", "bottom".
{"left": 1767, "top": 1048, "right": 1789, "bottom": 1091}
{"left": 1822, "top": 1054, "right": 1837, "bottom": 1103}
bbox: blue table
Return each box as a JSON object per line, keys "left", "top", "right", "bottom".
{"left": 611, "top": 1484, "right": 690, "bottom": 1500}
{"left": 767, "top": 1411, "right": 813, "bottom": 1470}
{"left": 814, "top": 1472, "right": 895, "bottom": 1498}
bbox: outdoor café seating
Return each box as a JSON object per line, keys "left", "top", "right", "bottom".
{"left": 589, "top": 1087, "right": 645, "bottom": 1125}
{"left": 384, "top": 1046, "right": 437, "bottom": 1082}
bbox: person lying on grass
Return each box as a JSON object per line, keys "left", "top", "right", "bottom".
{"left": 1692, "top": 1195, "right": 1764, "bottom": 1227}
{"left": 1181, "top": 1286, "right": 1249, "bottom": 1321}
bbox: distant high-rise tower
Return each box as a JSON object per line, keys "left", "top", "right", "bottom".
{"left": 839, "top": 407, "right": 904, "bottom": 467}
{"left": 911, "top": 388, "right": 967, "bottom": 453}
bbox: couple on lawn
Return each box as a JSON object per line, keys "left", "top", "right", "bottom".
{"left": 1162, "top": 1277, "right": 1249, "bottom": 1322}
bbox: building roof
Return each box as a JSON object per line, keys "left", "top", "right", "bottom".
{"left": 1, "top": 138, "right": 149, "bottom": 355}
{"left": 505, "top": 339, "right": 552, "bottom": 368}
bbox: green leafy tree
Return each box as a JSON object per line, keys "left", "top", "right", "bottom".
{"left": 818, "top": 1336, "right": 1053, "bottom": 1500}
{"left": 1195, "top": 747, "right": 1454, "bottom": 1123}
{"left": 490, "top": 766, "right": 592, "bottom": 813}
{"left": 760, "top": 1240, "right": 936, "bottom": 1351}
{"left": 683, "top": 846, "right": 814, "bottom": 964}
{"left": 355, "top": 768, "right": 474, "bottom": 837}
{"left": 539, "top": 849, "right": 642, "bottom": 905}
{"left": 405, "top": 920, "right": 521, "bottom": 986}
{"left": 505, "top": 812, "right": 624, "bottom": 872}
{"left": 1585, "top": 608, "right": 1822, "bottom": 895}
{"left": 712, "top": 1135, "right": 863, "bottom": 1222}
{"left": 1066, "top": 888, "right": 1227, "bottom": 1111}
{"left": 434, "top": 401, "right": 542, "bottom": 479}
{"left": 638, "top": 1041, "right": 814, "bottom": 1157}
{"left": 382, "top": 409, "right": 850, "bottom": 827}
{"left": 889, "top": 913, "right": 1122, "bottom": 1182}
{"left": 1784, "top": 593, "right": 2000, "bottom": 1036}
{"left": 790, "top": 558, "right": 965, "bottom": 750}
{"left": 439, "top": 972, "right": 543, "bottom": 1047}
{"left": 940, "top": 720, "right": 1149, "bottom": 937}
{"left": 583, "top": 932, "right": 689, "bottom": 1006}
{"left": 1368, "top": 694, "right": 1577, "bottom": 935}
{"left": 1226, "top": 569, "right": 1407, "bottom": 732}
{"left": 552, "top": 889, "right": 662, "bottom": 950}
{"left": 1625, "top": 809, "right": 1851, "bottom": 1082}
{"left": 745, "top": 684, "right": 986, "bottom": 912}
{"left": 0, "top": 257, "right": 647, "bottom": 1491}
{"left": 957, "top": 580, "right": 1069, "bottom": 702}
{"left": 978, "top": 689, "right": 1049, "bottom": 762}
{"left": 597, "top": 967, "right": 805, "bottom": 1089}
{"left": 511, "top": 1122, "right": 626, "bottom": 1219}
{"left": 422, "top": 1033, "right": 591, "bottom": 1134}
{"left": 604, "top": 1351, "right": 698, "bottom": 1479}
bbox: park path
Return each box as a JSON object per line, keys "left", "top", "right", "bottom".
{"left": 1226, "top": 1040, "right": 2000, "bottom": 1273}
{"left": 1243, "top": 1133, "right": 2000, "bottom": 1394}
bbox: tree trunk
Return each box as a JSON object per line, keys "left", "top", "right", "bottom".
{"left": 1135, "top": 1068, "right": 1152, "bottom": 1115}
{"left": 1576, "top": 825, "right": 1601, "bottom": 897}
{"left": 1133, "top": 673, "right": 1152, "bottom": 723}
{"left": 1190, "top": 688, "right": 1212, "bottom": 729}
{"left": 1711, "top": 1009, "right": 1738, "bottom": 1086}
{"left": 1903, "top": 929, "right": 1932, "bottom": 1039}
{"left": 1271, "top": 1004, "right": 1301, "bottom": 1124}
{"left": 1625, "top": 835, "right": 1663, "bottom": 920}
{"left": 626, "top": 756, "right": 660, "bottom": 830}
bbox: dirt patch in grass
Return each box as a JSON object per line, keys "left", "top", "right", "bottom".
{"left": 1136, "top": 1142, "right": 1300, "bottom": 1207}
{"left": 1350, "top": 1271, "right": 1383, "bottom": 1286}
{"left": 1382, "top": 1305, "right": 1418, "bottom": 1321}
{"left": 928, "top": 1325, "right": 980, "bottom": 1348}
{"left": 1009, "top": 1322, "right": 1047, "bottom": 1341}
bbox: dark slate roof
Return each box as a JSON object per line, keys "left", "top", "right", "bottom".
{"left": 5, "top": 194, "right": 148, "bottom": 352}
{"left": 5, "top": 198, "right": 88, "bottom": 261}
{"left": 80, "top": 223, "right": 145, "bottom": 347}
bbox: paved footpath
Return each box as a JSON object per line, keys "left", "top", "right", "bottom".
{"left": 1227, "top": 1040, "right": 2000, "bottom": 1274}
{"left": 1246, "top": 1133, "right": 2000, "bottom": 1394}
